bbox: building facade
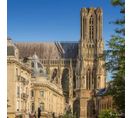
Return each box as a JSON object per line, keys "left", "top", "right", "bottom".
{"left": 7, "top": 39, "right": 66, "bottom": 118}
{"left": 96, "top": 82, "right": 115, "bottom": 114}
{"left": 73, "top": 8, "right": 106, "bottom": 118}
{"left": 7, "top": 39, "right": 31, "bottom": 118}
{"left": 7, "top": 7, "right": 106, "bottom": 118}
{"left": 30, "top": 54, "right": 65, "bottom": 117}
{"left": 98, "top": 95, "right": 113, "bottom": 113}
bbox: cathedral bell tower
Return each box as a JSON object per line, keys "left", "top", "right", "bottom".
{"left": 74, "top": 8, "right": 106, "bottom": 118}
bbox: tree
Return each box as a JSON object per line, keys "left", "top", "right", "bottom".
{"left": 61, "top": 110, "right": 76, "bottom": 118}
{"left": 61, "top": 113, "right": 76, "bottom": 118}
{"left": 105, "top": 0, "right": 125, "bottom": 113}
{"left": 99, "top": 109, "right": 118, "bottom": 118}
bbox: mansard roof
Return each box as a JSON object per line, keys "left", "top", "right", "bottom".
{"left": 16, "top": 42, "right": 78, "bottom": 59}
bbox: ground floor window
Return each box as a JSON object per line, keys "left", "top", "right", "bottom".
{"left": 40, "top": 102, "right": 44, "bottom": 112}
{"left": 31, "top": 103, "right": 34, "bottom": 112}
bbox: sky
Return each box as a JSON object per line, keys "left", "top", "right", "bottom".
{"left": 8, "top": 0, "right": 122, "bottom": 44}
{"left": 7, "top": 0, "right": 122, "bottom": 81}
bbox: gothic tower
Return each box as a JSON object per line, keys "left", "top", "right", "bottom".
{"left": 74, "top": 8, "right": 106, "bottom": 118}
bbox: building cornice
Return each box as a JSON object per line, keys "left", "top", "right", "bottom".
{"left": 7, "top": 57, "right": 32, "bottom": 73}
{"left": 32, "top": 82, "right": 63, "bottom": 96}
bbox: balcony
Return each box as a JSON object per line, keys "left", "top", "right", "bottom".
{"left": 40, "top": 59, "right": 77, "bottom": 66}
{"left": 17, "top": 75, "right": 29, "bottom": 85}
{"left": 21, "top": 93, "right": 28, "bottom": 100}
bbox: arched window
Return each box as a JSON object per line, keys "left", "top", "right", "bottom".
{"left": 51, "top": 68, "right": 57, "bottom": 80}
{"left": 7, "top": 46, "right": 15, "bottom": 56}
{"left": 89, "top": 69, "right": 91, "bottom": 90}
{"left": 17, "top": 101, "right": 19, "bottom": 111}
{"left": 86, "top": 69, "right": 91, "bottom": 90}
{"left": 61, "top": 68, "right": 69, "bottom": 102}
{"left": 16, "top": 68, "right": 18, "bottom": 76}
{"left": 40, "top": 91, "right": 44, "bottom": 97}
{"left": 26, "top": 87, "right": 28, "bottom": 94}
{"left": 38, "top": 62, "right": 43, "bottom": 68}
{"left": 39, "top": 69, "right": 43, "bottom": 74}
{"left": 97, "top": 77, "right": 100, "bottom": 88}
{"left": 31, "top": 62, "right": 34, "bottom": 68}
{"left": 73, "top": 71, "right": 76, "bottom": 89}
{"left": 89, "top": 15, "right": 94, "bottom": 40}
{"left": 31, "top": 103, "right": 34, "bottom": 112}
{"left": 17, "top": 86, "right": 20, "bottom": 97}
{"left": 83, "top": 17, "right": 86, "bottom": 38}
{"left": 73, "top": 99, "right": 80, "bottom": 118}
{"left": 92, "top": 69, "right": 96, "bottom": 86}
{"left": 31, "top": 90, "right": 34, "bottom": 97}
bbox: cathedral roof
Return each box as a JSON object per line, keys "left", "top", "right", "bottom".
{"left": 96, "top": 88, "right": 107, "bottom": 96}
{"left": 96, "top": 81, "right": 113, "bottom": 96}
{"left": 60, "top": 42, "right": 78, "bottom": 59}
{"left": 16, "top": 42, "right": 78, "bottom": 59}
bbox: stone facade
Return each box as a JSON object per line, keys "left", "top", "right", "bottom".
{"left": 7, "top": 39, "right": 31, "bottom": 118}
{"left": 7, "top": 39, "right": 65, "bottom": 118}
{"left": 73, "top": 7, "right": 106, "bottom": 118}
{"left": 30, "top": 77, "right": 65, "bottom": 117}
{"left": 98, "top": 95, "right": 113, "bottom": 113}
{"left": 7, "top": 7, "right": 106, "bottom": 118}
{"left": 96, "top": 82, "right": 115, "bottom": 114}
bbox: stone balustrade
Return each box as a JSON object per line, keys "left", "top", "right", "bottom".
{"left": 40, "top": 59, "right": 77, "bottom": 66}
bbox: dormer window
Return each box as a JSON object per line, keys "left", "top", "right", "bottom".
{"left": 38, "top": 62, "right": 43, "bottom": 68}
{"left": 31, "top": 62, "right": 34, "bottom": 68}
{"left": 39, "top": 69, "right": 44, "bottom": 75}
{"left": 7, "top": 46, "right": 15, "bottom": 56}
{"left": 51, "top": 69, "right": 57, "bottom": 80}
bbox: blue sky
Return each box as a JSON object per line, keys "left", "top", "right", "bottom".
{"left": 8, "top": 0, "right": 122, "bottom": 81}
{"left": 8, "top": 0, "right": 121, "bottom": 44}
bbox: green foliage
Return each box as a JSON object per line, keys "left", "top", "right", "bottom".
{"left": 105, "top": 0, "right": 125, "bottom": 113}
{"left": 61, "top": 112, "right": 76, "bottom": 118}
{"left": 106, "top": 35, "right": 125, "bottom": 76}
{"left": 111, "top": 78, "right": 125, "bottom": 112}
{"left": 99, "top": 110, "right": 118, "bottom": 118}
{"left": 111, "top": 0, "right": 125, "bottom": 6}
{"left": 62, "top": 114, "right": 76, "bottom": 118}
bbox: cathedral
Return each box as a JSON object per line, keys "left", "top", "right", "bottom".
{"left": 7, "top": 7, "right": 106, "bottom": 118}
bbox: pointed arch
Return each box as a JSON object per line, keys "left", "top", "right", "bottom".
{"left": 51, "top": 68, "right": 58, "bottom": 81}
{"left": 73, "top": 99, "right": 80, "bottom": 118}
{"left": 61, "top": 68, "right": 69, "bottom": 102}
{"left": 86, "top": 66, "right": 92, "bottom": 90}
{"left": 88, "top": 11, "right": 96, "bottom": 42}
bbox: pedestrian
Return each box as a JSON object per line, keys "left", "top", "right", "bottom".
{"left": 38, "top": 107, "right": 41, "bottom": 118}
{"left": 34, "top": 111, "right": 36, "bottom": 118}
{"left": 52, "top": 112, "right": 55, "bottom": 118}
{"left": 29, "top": 112, "right": 31, "bottom": 118}
{"left": 30, "top": 111, "right": 35, "bottom": 118}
